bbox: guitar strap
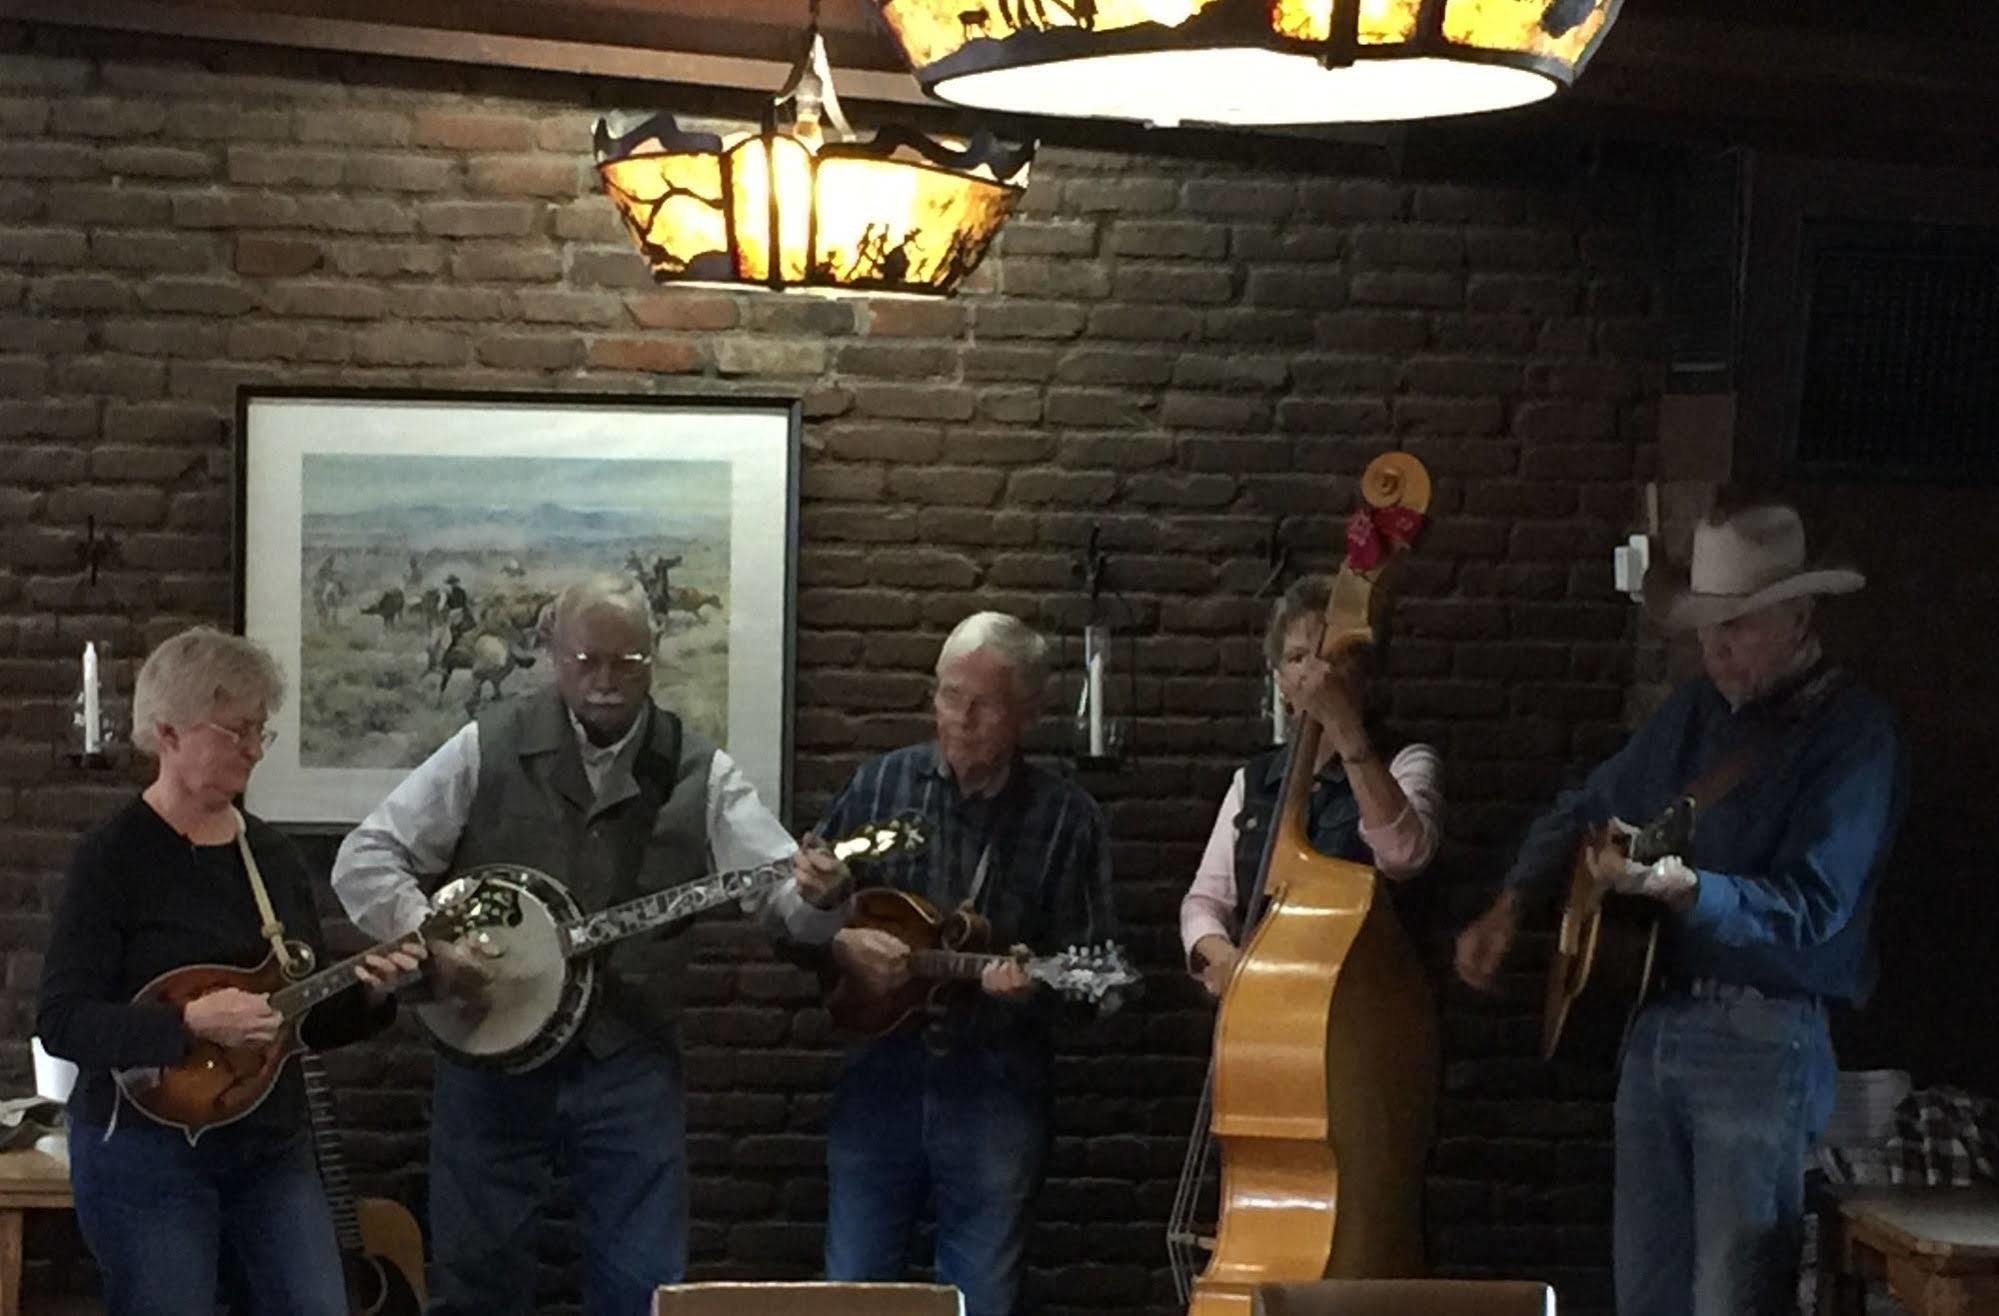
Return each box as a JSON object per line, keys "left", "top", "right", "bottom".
{"left": 231, "top": 807, "right": 314, "bottom": 981}
{"left": 1671, "top": 665, "right": 1847, "bottom": 836}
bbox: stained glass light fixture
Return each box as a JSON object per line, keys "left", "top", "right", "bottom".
{"left": 869, "top": 0, "right": 1623, "bottom": 127}
{"left": 594, "top": 22, "right": 1033, "bottom": 296}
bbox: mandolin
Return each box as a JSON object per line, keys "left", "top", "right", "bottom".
{"left": 415, "top": 815, "right": 928, "bottom": 1073}
{"left": 825, "top": 886, "right": 1139, "bottom": 1036}
{"left": 299, "top": 1051, "right": 425, "bottom": 1316}
{"left": 115, "top": 884, "right": 512, "bottom": 1145}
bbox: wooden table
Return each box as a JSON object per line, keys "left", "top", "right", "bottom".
{"left": 0, "top": 1147, "right": 74, "bottom": 1316}
{"left": 1821, "top": 1185, "right": 1999, "bottom": 1316}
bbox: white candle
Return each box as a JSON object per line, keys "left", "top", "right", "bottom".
{"left": 82, "top": 641, "right": 101, "bottom": 755}
{"left": 1086, "top": 637, "right": 1105, "bottom": 758}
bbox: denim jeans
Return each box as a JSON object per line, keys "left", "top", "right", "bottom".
{"left": 825, "top": 1032, "right": 1049, "bottom": 1316}
{"left": 1614, "top": 989, "right": 1838, "bottom": 1316}
{"left": 429, "top": 1043, "right": 688, "bottom": 1316}
{"left": 68, "top": 1114, "right": 346, "bottom": 1316}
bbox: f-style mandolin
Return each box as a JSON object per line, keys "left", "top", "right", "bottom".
{"left": 826, "top": 886, "right": 1139, "bottom": 1036}
{"left": 115, "top": 884, "right": 512, "bottom": 1145}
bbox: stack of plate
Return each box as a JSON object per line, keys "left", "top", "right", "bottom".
{"left": 1824, "top": 1068, "right": 1912, "bottom": 1148}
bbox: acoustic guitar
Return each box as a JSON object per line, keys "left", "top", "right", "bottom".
{"left": 299, "top": 1052, "right": 425, "bottom": 1316}
{"left": 1539, "top": 798, "right": 1692, "bottom": 1066}
{"left": 115, "top": 882, "right": 513, "bottom": 1144}
{"left": 826, "top": 887, "right": 1140, "bottom": 1036}
{"left": 416, "top": 815, "right": 928, "bottom": 1073}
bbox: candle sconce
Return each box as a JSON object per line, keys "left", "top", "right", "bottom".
{"left": 66, "top": 639, "right": 128, "bottom": 770}
{"left": 1069, "top": 526, "right": 1129, "bottom": 771}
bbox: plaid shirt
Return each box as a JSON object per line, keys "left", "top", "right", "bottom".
{"left": 815, "top": 741, "right": 1119, "bottom": 1060}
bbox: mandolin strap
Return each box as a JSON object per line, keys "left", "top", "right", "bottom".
{"left": 232, "top": 807, "right": 311, "bottom": 980}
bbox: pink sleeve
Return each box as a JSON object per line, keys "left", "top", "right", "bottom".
{"left": 1180, "top": 769, "right": 1246, "bottom": 969}
{"left": 1357, "top": 742, "right": 1443, "bottom": 881}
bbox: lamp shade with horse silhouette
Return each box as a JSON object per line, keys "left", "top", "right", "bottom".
{"left": 595, "top": 31, "right": 1033, "bottom": 296}
{"left": 870, "top": 0, "right": 1623, "bottom": 127}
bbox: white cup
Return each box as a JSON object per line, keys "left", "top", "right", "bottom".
{"left": 31, "top": 1037, "right": 77, "bottom": 1105}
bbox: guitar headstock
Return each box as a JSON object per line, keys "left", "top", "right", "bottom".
{"left": 828, "top": 813, "right": 930, "bottom": 866}
{"left": 1027, "top": 942, "right": 1144, "bottom": 1013}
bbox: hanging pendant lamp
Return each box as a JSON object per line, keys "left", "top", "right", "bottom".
{"left": 868, "top": 0, "right": 1622, "bottom": 127}
{"left": 594, "top": 16, "right": 1033, "bottom": 296}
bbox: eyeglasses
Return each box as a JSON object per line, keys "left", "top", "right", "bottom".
{"left": 201, "top": 720, "right": 278, "bottom": 751}
{"left": 559, "top": 651, "right": 653, "bottom": 677}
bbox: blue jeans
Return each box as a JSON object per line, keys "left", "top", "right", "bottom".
{"left": 68, "top": 1114, "right": 345, "bottom": 1316}
{"left": 825, "top": 1032, "right": 1049, "bottom": 1316}
{"left": 1614, "top": 990, "right": 1838, "bottom": 1316}
{"left": 429, "top": 1043, "right": 688, "bottom": 1316}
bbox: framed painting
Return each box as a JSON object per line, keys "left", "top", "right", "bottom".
{"left": 233, "top": 388, "right": 799, "bottom": 827}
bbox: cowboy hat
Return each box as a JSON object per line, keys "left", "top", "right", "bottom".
{"left": 1643, "top": 503, "right": 1864, "bottom": 632}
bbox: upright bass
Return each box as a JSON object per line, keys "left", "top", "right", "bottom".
{"left": 1167, "top": 453, "right": 1440, "bottom": 1314}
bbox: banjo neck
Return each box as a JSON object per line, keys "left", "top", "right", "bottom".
{"left": 559, "top": 859, "right": 792, "bottom": 959}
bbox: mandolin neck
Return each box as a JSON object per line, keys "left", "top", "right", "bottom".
{"left": 560, "top": 860, "right": 793, "bottom": 958}
{"left": 268, "top": 940, "right": 423, "bottom": 1020}
{"left": 907, "top": 948, "right": 1007, "bottom": 982}
{"left": 299, "top": 1053, "right": 365, "bottom": 1255}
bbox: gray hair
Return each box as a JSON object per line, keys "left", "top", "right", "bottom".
{"left": 1264, "top": 574, "right": 1333, "bottom": 668}
{"left": 132, "top": 627, "right": 285, "bottom": 754}
{"left": 553, "top": 574, "right": 653, "bottom": 648}
{"left": 1263, "top": 573, "right": 1382, "bottom": 680}
{"left": 936, "top": 611, "right": 1048, "bottom": 702}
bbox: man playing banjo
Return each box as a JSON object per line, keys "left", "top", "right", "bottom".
{"left": 332, "top": 575, "right": 847, "bottom": 1316}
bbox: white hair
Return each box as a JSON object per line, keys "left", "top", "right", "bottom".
{"left": 553, "top": 574, "right": 653, "bottom": 647}
{"left": 935, "top": 611, "right": 1048, "bottom": 702}
{"left": 131, "top": 626, "right": 285, "bottom": 754}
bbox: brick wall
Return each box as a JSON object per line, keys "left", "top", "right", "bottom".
{"left": 0, "top": 21, "right": 1666, "bottom": 1312}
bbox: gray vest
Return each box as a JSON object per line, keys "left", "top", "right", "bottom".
{"left": 448, "top": 688, "right": 715, "bottom": 1058}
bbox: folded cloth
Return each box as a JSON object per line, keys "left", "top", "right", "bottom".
{"left": 0, "top": 1095, "right": 65, "bottom": 1152}
{"left": 1885, "top": 1086, "right": 1999, "bottom": 1187}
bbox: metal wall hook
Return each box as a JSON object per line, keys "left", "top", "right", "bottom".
{"left": 75, "top": 515, "right": 120, "bottom": 587}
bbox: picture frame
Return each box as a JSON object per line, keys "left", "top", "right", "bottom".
{"left": 233, "top": 388, "right": 799, "bottom": 828}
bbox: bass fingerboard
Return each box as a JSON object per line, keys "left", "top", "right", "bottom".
{"left": 561, "top": 861, "right": 792, "bottom": 958}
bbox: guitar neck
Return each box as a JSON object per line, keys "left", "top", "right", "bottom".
{"left": 298, "top": 1053, "right": 365, "bottom": 1255}
{"left": 561, "top": 859, "right": 793, "bottom": 958}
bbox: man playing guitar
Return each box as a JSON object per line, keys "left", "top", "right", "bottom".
{"left": 1456, "top": 500, "right": 1907, "bottom": 1316}
{"left": 786, "top": 611, "right": 1120, "bottom": 1316}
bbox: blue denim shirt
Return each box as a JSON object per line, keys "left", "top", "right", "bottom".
{"left": 1504, "top": 668, "right": 1907, "bottom": 1004}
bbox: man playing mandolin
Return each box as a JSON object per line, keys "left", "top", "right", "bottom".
{"left": 786, "top": 611, "right": 1120, "bottom": 1316}
{"left": 332, "top": 575, "right": 847, "bottom": 1316}
{"left": 1456, "top": 500, "right": 1907, "bottom": 1316}
{"left": 1180, "top": 573, "right": 1443, "bottom": 997}
{"left": 38, "top": 626, "right": 424, "bottom": 1316}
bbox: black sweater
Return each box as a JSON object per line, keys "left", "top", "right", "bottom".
{"left": 36, "top": 797, "right": 392, "bottom": 1136}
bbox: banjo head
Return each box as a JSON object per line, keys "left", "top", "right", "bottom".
{"left": 415, "top": 864, "right": 596, "bottom": 1072}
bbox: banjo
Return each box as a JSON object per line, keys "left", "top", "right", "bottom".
{"left": 415, "top": 815, "right": 926, "bottom": 1073}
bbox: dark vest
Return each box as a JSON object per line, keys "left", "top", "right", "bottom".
{"left": 1229, "top": 743, "right": 1387, "bottom": 928}
{"left": 447, "top": 688, "right": 714, "bottom": 1057}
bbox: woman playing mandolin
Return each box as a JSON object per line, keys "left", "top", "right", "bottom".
{"left": 37, "top": 626, "right": 423, "bottom": 1316}
{"left": 1180, "top": 574, "right": 1444, "bottom": 997}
